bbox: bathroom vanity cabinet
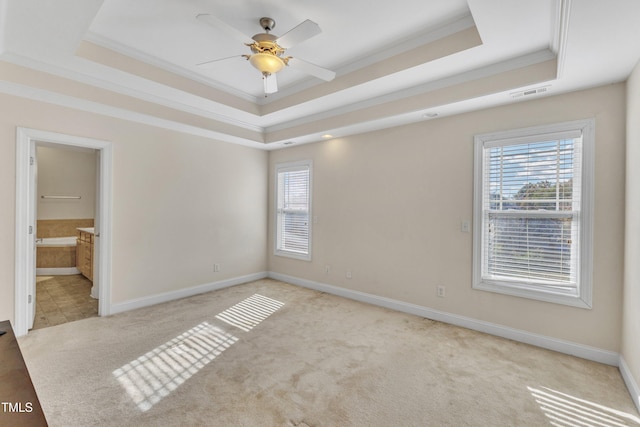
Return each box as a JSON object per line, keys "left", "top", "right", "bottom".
{"left": 76, "top": 228, "right": 94, "bottom": 281}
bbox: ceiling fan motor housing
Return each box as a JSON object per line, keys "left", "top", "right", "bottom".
{"left": 250, "top": 33, "right": 284, "bottom": 54}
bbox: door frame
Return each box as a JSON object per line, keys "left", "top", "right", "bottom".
{"left": 14, "top": 127, "right": 113, "bottom": 336}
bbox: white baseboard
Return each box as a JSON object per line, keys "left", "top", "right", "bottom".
{"left": 102, "top": 270, "right": 638, "bottom": 410}
{"left": 268, "top": 271, "right": 620, "bottom": 366}
{"left": 110, "top": 272, "right": 268, "bottom": 315}
{"left": 106, "top": 271, "right": 619, "bottom": 366}
{"left": 36, "top": 267, "right": 80, "bottom": 276}
{"left": 620, "top": 356, "right": 640, "bottom": 414}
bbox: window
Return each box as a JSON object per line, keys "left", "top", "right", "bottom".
{"left": 473, "top": 119, "right": 594, "bottom": 308}
{"left": 275, "top": 160, "right": 312, "bottom": 260}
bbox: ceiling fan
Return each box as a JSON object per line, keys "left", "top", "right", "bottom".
{"left": 196, "top": 14, "right": 336, "bottom": 95}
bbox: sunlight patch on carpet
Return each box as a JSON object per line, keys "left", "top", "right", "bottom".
{"left": 528, "top": 386, "right": 640, "bottom": 426}
{"left": 113, "top": 294, "right": 285, "bottom": 412}
{"left": 215, "top": 293, "right": 285, "bottom": 332}
{"left": 113, "top": 322, "right": 238, "bottom": 412}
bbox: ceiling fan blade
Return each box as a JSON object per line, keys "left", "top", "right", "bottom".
{"left": 196, "top": 55, "right": 246, "bottom": 69}
{"left": 276, "top": 19, "right": 321, "bottom": 49}
{"left": 264, "top": 73, "right": 278, "bottom": 94}
{"left": 196, "top": 13, "right": 254, "bottom": 45}
{"left": 288, "top": 57, "right": 336, "bottom": 81}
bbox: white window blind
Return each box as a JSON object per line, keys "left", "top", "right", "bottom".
{"left": 473, "top": 120, "right": 594, "bottom": 308}
{"left": 483, "top": 137, "right": 581, "bottom": 289}
{"left": 276, "top": 161, "right": 311, "bottom": 259}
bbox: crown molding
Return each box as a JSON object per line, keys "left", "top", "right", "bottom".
{"left": 0, "top": 51, "right": 264, "bottom": 133}
{"left": 552, "top": 0, "right": 572, "bottom": 79}
{"left": 83, "top": 31, "right": 259, "bottom": 103}
{"left": 0, "top": 80, "right": 268, "bottom": 149}
{"left": 261, "top": 13, "right": 477, "bottom": 105}
{"left": 266, "top": 49, "right": 556, "bottom": 134}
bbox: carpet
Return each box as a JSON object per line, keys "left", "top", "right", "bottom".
{"left": 18, "top": 279, "right": 640, "bottom": 426}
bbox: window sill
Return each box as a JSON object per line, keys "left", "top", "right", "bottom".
{"left": 275, "top": 250, "right": 311, "bottom": 262}
{"left": 473, "top": 279, "right": 592, "bottom": 309}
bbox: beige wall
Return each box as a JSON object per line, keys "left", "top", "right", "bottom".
{"left": 37, "top": 145, "right": 97, "bottom": 220}
{"left": 0, "top": 92, "right": 268, "bottom": 323}
{"left": 0, "top": 79, "right": 629, "bottom": 359}
{"left": 269, "top": 84, "right": 626, "bottom": 352}
{"left": 624, "top": 62, "right": 640, "bottom": 393}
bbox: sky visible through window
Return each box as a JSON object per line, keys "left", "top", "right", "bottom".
{"left": 489, "top": 139, "right": 575, "bottom": 211}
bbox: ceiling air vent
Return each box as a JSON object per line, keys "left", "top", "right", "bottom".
{"left": 510, "top": 85, "right": 550, "bottom": 99}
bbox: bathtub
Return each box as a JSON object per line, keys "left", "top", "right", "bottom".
{"left": 37, "top": 236, "right": 77, "bottom": 247}
{"left": 36, "top": 236, "right": 80, "bottom": 275}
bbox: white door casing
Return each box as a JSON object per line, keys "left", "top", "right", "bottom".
{"left": 14, "top": 128, "right": 113, "bottom": 337}
{"left": 28, "top": 142, "right": 37, "bottom": 329}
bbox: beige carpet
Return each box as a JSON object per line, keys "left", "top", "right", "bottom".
{"left": 18, "top": 279, "right": 640, "bottom": 426}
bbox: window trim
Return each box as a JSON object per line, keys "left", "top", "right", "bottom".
{"left": 472, "top": 119, "right": 594, "bottom": 308}
{"left": 274, "top": 160, "right": 313, "bottom": 261}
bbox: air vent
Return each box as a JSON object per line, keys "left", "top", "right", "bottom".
{"left": 510, "top": 85, "right": 550, "bottom": 99}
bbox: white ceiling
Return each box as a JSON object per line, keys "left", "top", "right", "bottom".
{"left": 1, "top": 0, "right": 639, "bottom": 149}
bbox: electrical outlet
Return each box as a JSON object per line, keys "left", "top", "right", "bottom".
{"left": 461, "top": 221, "right": 470, "bottom": 233}
{"left": 214, "top": 264, "right": 220, "bottom": 272}
{"left": 437, "top": 285, "right": 446, "bottom": 298}
{"left": 346, "top": 269, "right": 352, "bottom": 279}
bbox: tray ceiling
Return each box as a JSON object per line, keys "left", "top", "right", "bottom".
{"left": 1, "top": 0, "right": 639, "bottom": 149}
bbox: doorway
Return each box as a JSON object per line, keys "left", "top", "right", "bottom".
{"left": 15, "top": 128, "right": 113, "bottom": 337}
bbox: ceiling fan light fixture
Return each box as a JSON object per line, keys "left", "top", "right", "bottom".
{"left": 249, "top": 52, "right": 285, "bottom": 75}
{"left": 197, "top": 15, "right": 334, "bottom": 95}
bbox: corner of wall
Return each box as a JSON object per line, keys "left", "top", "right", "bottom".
{"left": 620, "top": 356, "right": 640, "bottom": 414}
{"left": 622, "top": 57, "right": 640, "bottom": 415}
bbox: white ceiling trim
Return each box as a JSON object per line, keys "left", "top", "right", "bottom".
{"left": 260, "top": 13, "right": 476, "bottom": 104}
{"left": 265, "top": 49, "right": 556, "bottom": 134}
{"left": 335, "top": 14, "right": 475, "bottom": 76}
{"left": 2, "top": 0, "right": 638, "bottom": 153}
{"left": 552, "top": 0, "right": 573, "bottom": 79}
{"left": 270, "top": 84, "right": 562, "bottom": 149}
{"left": 82, "top": 12, "right": 476, "bottom": 108}
{"left": 16, "top": 18, "right": 484, "bottom": 137}
{"left": 0, "top": 48, "right": 558, "bottom": 150}
{"left": 83, "top": 31, "right": 258, "bottom": 103}
{"left": 0, "top": 79, "right": 268, "bottom": 149}
{"left": 0, "top": 51, "right": 265, "bottom": 133}
{"left": 0, "top": 0, "right": 7, "bottom": 54}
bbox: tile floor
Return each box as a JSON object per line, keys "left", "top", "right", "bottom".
{"left": 32, "top": 275, "right": 98, "bottom": 330}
